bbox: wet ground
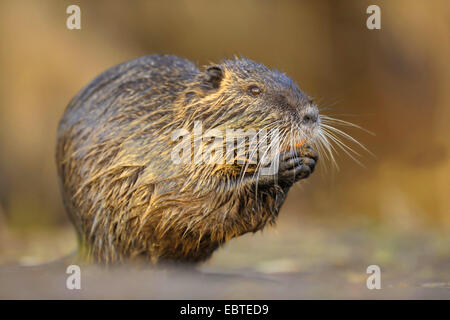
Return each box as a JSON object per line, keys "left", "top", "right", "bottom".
{"left": 0, "top": 215, "right": 449, "bottom": 299}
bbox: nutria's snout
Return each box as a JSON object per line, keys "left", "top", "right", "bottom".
{"left": 298, "top": 103, "right": 319, "bottom": 129}
{"left": 301, "top": 107, "right": 319, "bottom": 126}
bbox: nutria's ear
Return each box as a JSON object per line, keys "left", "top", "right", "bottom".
{"left": 202, "top": 66, "right": 224, "bottom": 89}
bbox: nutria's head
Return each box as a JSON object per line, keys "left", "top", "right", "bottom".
{"left": 176, "top": 57, "right": 322, "bottom": 171}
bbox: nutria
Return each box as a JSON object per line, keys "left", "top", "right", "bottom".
{"left": 56, "top": 54, "right": 325, "bottom": 264}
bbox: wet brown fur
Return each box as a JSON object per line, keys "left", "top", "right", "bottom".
{"left": 56, "top": 55, "right": 320, "bottom": 264}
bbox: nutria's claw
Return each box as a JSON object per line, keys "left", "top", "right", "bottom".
{"left": 300, "top": 145, "right": 319, "bottom": 162}
{"left": 255, "top": 147, "right": 318, "bottom": 187}
{"left": 278, "top": 146, "right": 318, "bottom": 183}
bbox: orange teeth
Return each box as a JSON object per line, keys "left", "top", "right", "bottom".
{"left": 282, "top": 139, "right": 306, "bottom": 151}
{"left": 295, "top": 139, "right": 306, "bottom": 149}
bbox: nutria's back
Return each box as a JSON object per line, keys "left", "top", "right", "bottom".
{"left": 56, "top": 54, "right": 321, "bottom": 264}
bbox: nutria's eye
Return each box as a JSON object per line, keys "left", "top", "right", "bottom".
{"left": 248, "top": 85, "right": 262, "bottom": 96}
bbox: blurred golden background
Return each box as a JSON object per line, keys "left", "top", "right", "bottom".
{"left": 0, "top": 0, "right": 448, "bottom": 293}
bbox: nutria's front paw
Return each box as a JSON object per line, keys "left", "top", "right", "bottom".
{"left": 255, "top": 145, "right": 318, "bottom": 186}
{"left": 278, "top": 145, "right": 318, "bottom": 184}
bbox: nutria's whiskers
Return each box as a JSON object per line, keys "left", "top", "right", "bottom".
{"left": 313, "top": 114, "right": 373, "bottom": 171}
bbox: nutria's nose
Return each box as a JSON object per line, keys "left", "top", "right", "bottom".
{"left": 301, "top": 109, "right": 318, "bottom": 125}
